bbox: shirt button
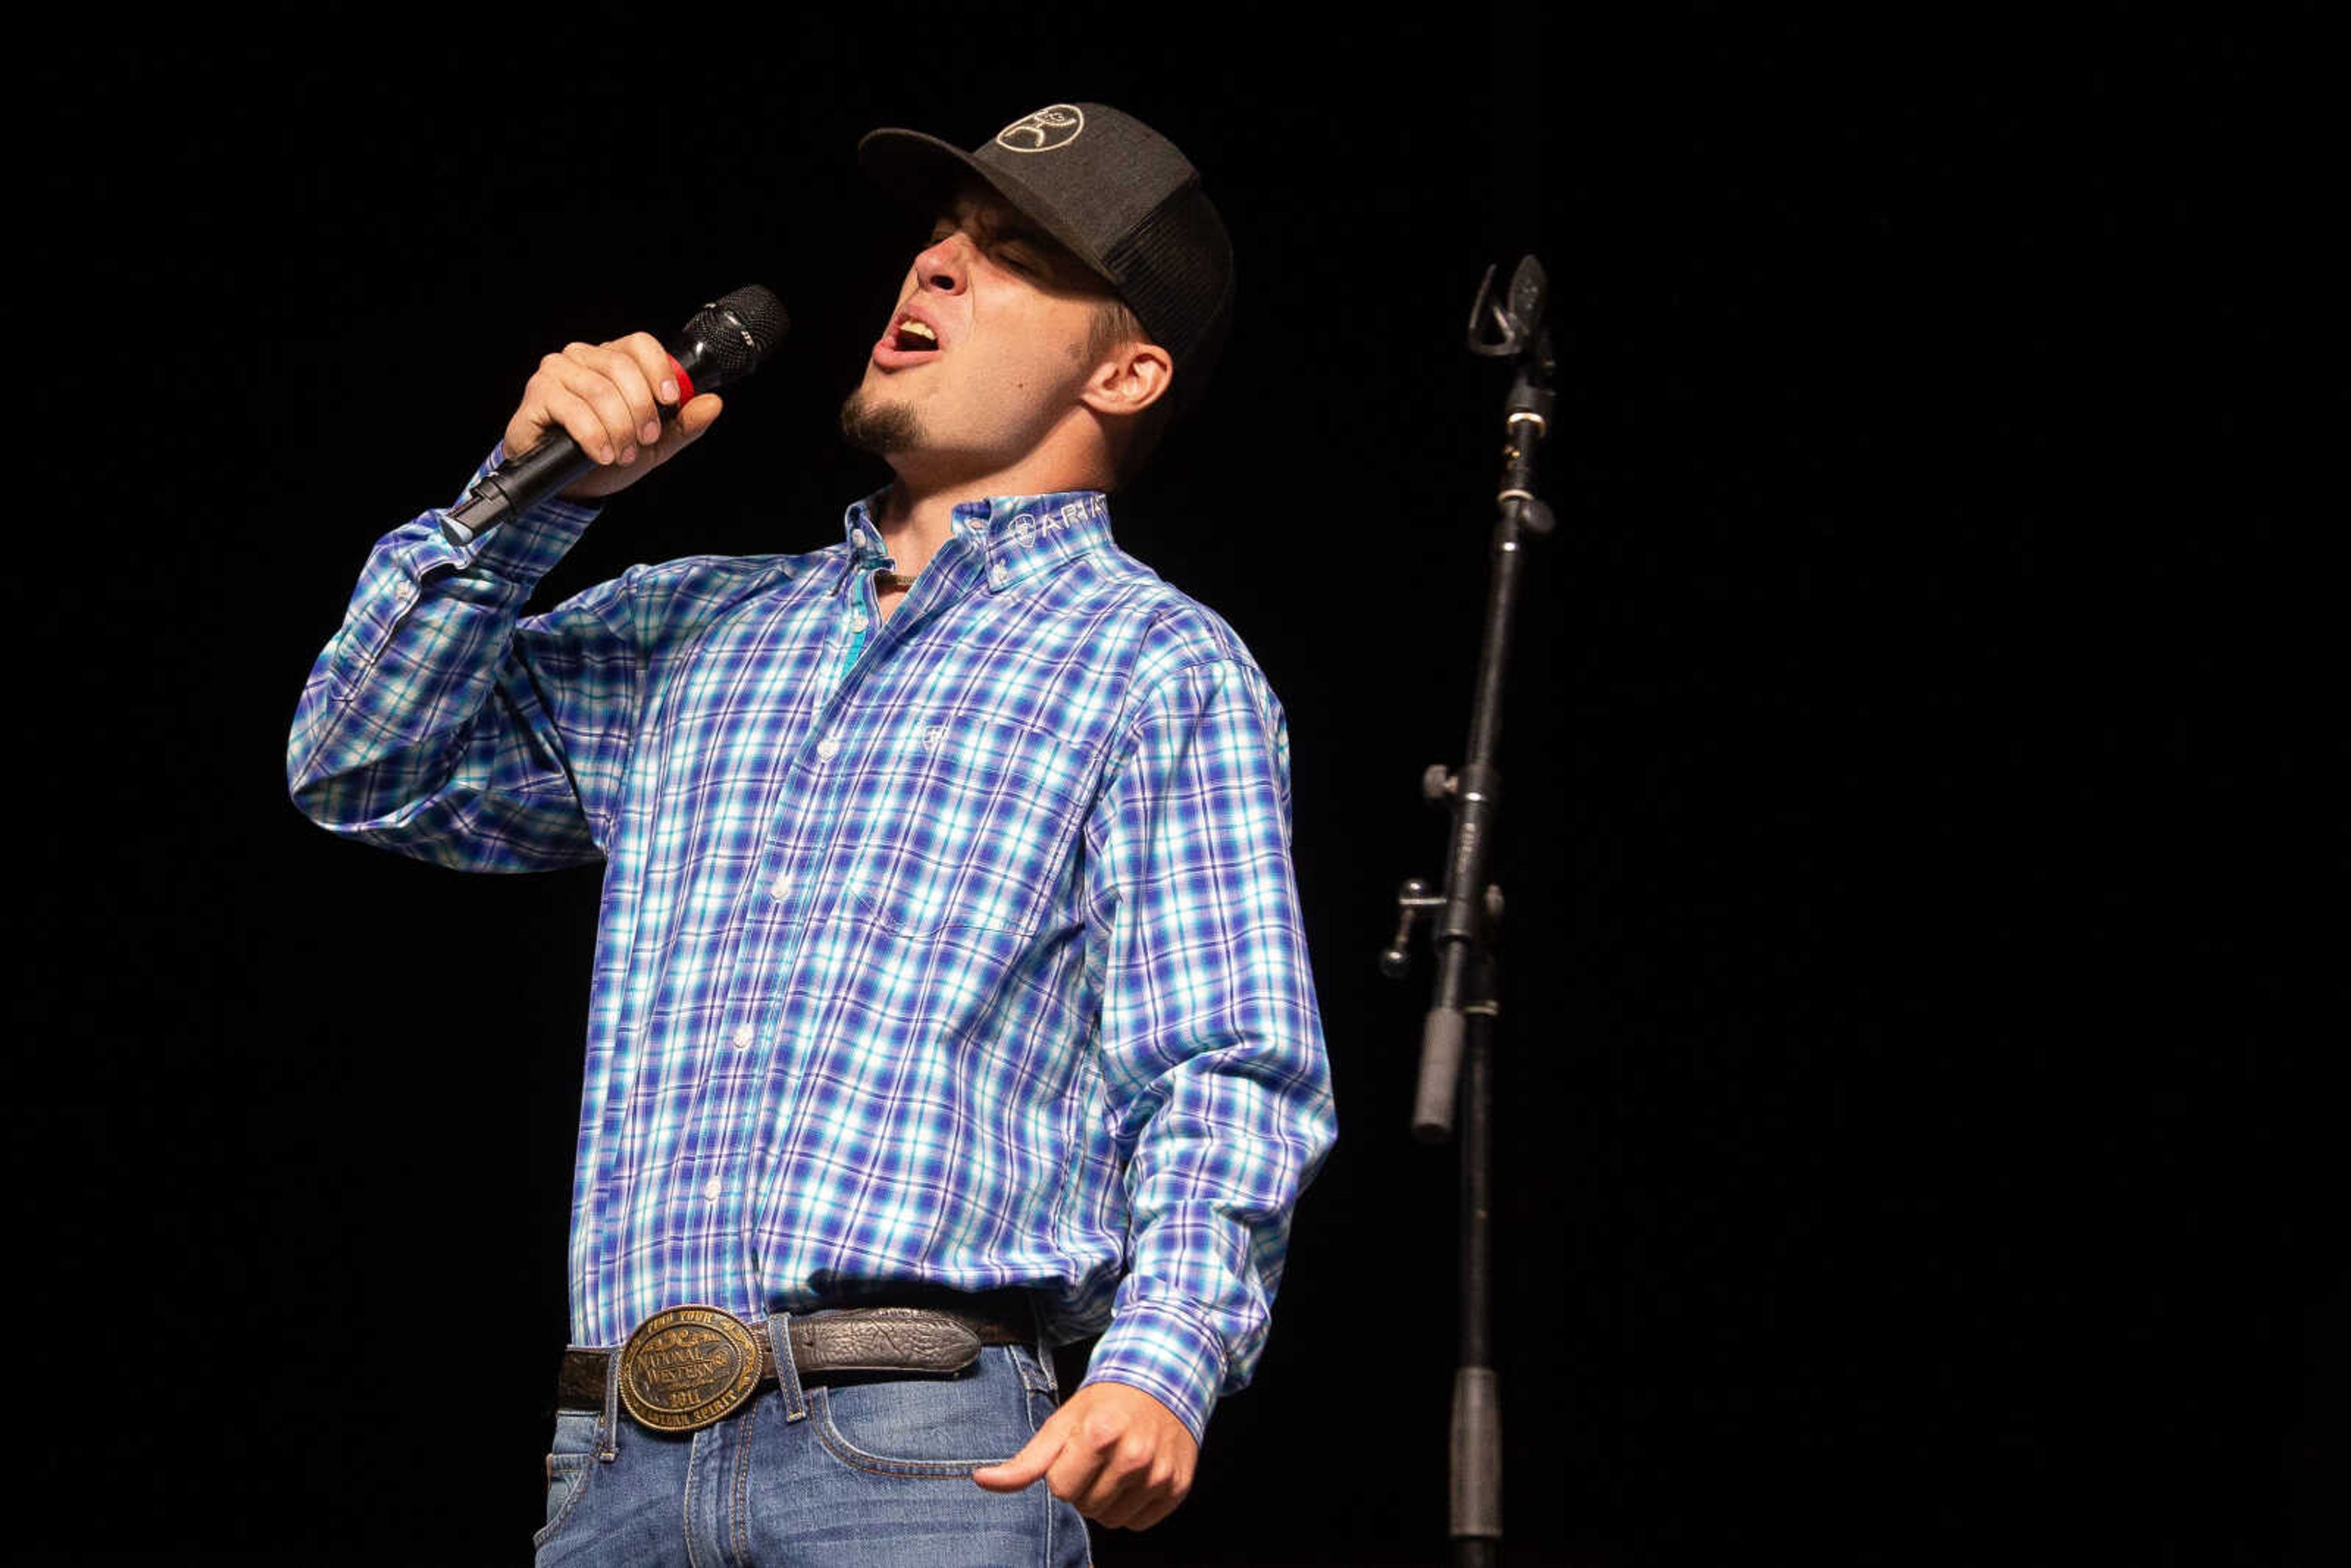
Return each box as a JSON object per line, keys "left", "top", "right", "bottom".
{"left": 989, "top": 565, "right": 1009, "bottom": 588}
{"left": 703, "top": 1177, "right": 723, "bottom": 1202}
{"left": 847, "top": 612, "right": 867, "bottom": 631}
{"left": 769, "top": 874, "right": 789, "bottom": 900}
{"left": 732, "top": 1024, "right": 755, "bottom": 1050}
{"left": 815, "top": 736, "right": 840, "bottom": 760}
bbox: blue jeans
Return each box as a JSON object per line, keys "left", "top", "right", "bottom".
{"left": 534, "top": 1313, "right": 1091, "bottom": 1567}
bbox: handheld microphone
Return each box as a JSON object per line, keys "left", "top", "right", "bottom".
{"left": 440, "top": 285, "right": 789, "bottom": 545}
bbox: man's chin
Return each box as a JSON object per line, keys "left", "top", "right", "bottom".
{"left": 839, "top": 389, "right": 922, "bottom": 456}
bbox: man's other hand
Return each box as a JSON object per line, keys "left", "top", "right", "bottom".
{"left": 972, "top": 1379, "right": 1199, "bottom": 1529}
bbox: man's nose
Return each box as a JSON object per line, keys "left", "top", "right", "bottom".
{"left": 913, "top": 232, "right": 971, "bottom": 294}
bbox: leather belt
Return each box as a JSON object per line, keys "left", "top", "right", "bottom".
{"left": 559, "top": 1291, "right": 1036, "bottom": 1435}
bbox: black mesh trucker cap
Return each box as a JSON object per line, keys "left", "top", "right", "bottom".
{"left": 859, "top": 103, "right": 1235, "bottom": 405}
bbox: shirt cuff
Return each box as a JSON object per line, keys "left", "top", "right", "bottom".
{"left": 1077, "top": 1298, "right": 1226, "bottom": 1446}
{"left": 432, "top": 443, "right": 604, "bottom": 580}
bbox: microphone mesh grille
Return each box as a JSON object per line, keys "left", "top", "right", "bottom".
{"left": 681, "top": 285, "right": 790, "bottom": 386}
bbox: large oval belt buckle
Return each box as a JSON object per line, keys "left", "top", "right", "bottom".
{"left": 617, "top": 1305, "right": 766, "bottom": 1434}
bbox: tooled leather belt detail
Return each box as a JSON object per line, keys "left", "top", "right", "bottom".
{"left": 559, "top": 1297, "right": 1034, "bottom": 1435}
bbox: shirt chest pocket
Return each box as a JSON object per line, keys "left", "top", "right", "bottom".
{"left": 836, "top": 715, "right": 1098, "bottom": 939}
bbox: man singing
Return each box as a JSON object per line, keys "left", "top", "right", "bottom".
{"left": 287, "top": 101, "right": 1336, "bottom": 1566}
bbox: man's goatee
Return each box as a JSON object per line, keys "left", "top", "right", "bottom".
{"left": 839, "top": 389, "right": 922, "bottom": 455}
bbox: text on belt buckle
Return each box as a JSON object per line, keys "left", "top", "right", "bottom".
{"left": 617, "top": 1305, "right": 765, "bottom": 1434}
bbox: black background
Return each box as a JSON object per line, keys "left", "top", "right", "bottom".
{"left": 13, "top": 5, "right": 2333, "bottom": 1564}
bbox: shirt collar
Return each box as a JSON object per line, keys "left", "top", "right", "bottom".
{"left": 839, "top": 489, "right": 1117, "bottom": 596}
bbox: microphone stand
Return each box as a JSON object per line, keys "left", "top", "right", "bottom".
{"left": 1381, "top": 256, "right": 1556, "bottom": 1568}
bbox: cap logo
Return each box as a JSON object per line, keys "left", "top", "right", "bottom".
{"left": 996, "top": 105, "right": 1085, "bottom": 154}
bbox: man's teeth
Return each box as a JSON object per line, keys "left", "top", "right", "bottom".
{"left": 897, "top": 320, "right": 937, "bottom": 345}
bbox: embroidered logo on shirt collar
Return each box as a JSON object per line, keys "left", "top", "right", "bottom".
{"left": 842, "top": 492, "right": 1111, "bottom": 596}
{"left": 973, "top": 493, "right": 1112, "bottom": 593}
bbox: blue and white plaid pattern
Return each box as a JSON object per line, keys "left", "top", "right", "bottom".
{"left": 287, "top": 460, "right": 1336, "bottom": 1440}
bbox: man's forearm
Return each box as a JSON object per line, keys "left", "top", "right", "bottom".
{"left": 285, "top": 462, "right": 607, "bottom": 869}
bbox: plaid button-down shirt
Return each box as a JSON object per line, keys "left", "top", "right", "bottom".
{"left": 287, "top": 461, "right": 1336, "bottom": 1440}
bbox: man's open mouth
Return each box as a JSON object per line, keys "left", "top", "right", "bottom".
{"left": 871, "top": 306, "right": 945, "bottom": 370}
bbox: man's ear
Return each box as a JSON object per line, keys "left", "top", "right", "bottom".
{"left": 1080, "top": 341, "right": 1174, "bottom": 421}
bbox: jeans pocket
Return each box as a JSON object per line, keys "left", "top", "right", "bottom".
{"left": 533, "top": 1411, "right": 599, "bottom": 1548}
{"left": 811, "top": 1346, "right": 1044, "bottom": 1477}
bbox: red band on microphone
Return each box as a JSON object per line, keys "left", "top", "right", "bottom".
{"left": 668, "top": 355, "right": 696, "bottom": 407}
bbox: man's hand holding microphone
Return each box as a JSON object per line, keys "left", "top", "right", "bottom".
{"left": 507, "top": 332, "right": 728, "bottom": 502}
{"left": 442, "top": 286, "right": 786, "bottom": 543}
